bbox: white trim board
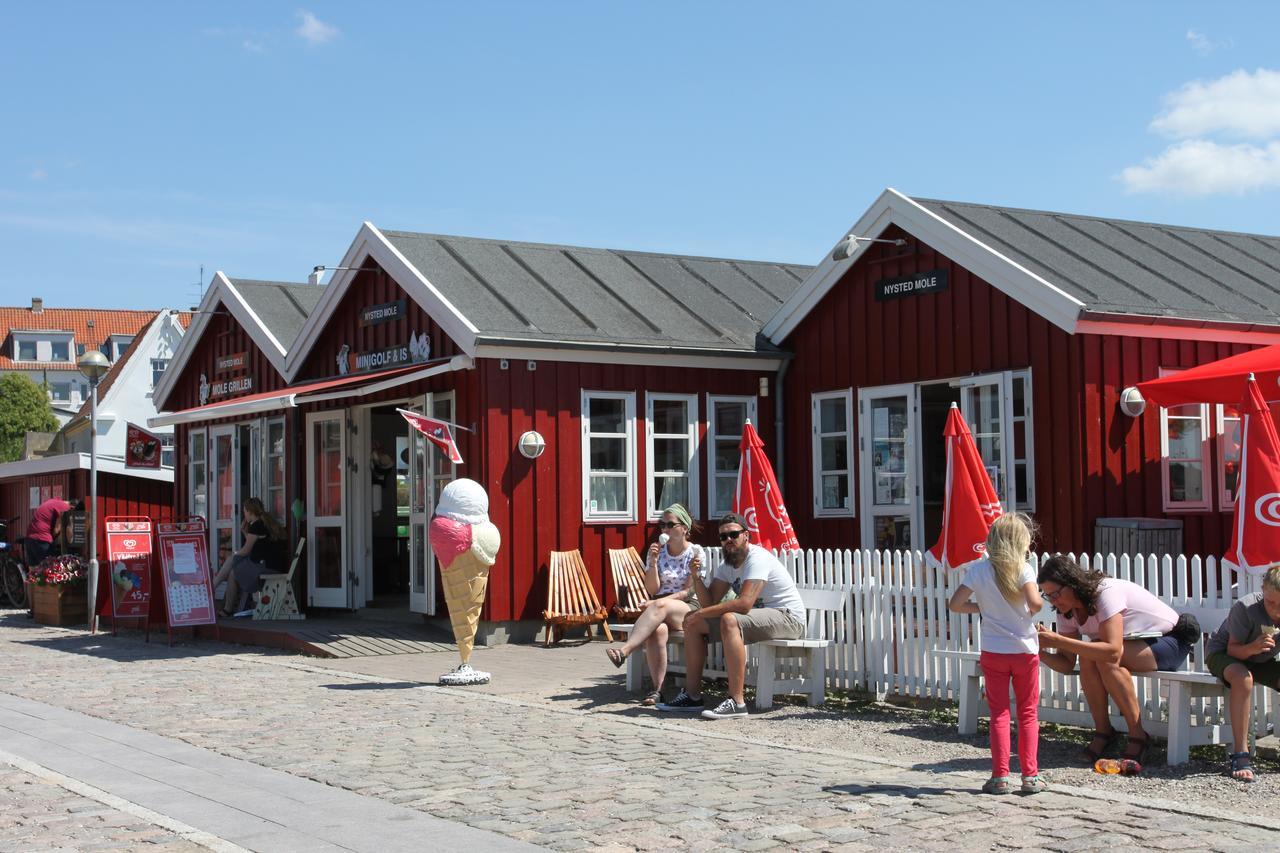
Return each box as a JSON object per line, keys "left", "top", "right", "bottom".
{"left": 0, "top": 452, "right": 174, "bottom": 483}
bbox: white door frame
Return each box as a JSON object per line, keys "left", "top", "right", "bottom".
{"left": 209, "top": 424, "right": 240, "bottom": 569}
{"left": 406, "top": 394, "right": 430, "bottom": 614}
{"left": 858, "top": 383, "right": 922, "bottom": 550}
{"left": 953, "top": 370, "right": 1017, "bottom": 512}
{"left": 306, "top": 410, "right": 350, "bottom": 608}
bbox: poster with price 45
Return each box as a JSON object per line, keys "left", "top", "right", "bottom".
{"left": 105, "top": 518, "right": 153, "bottom": 619}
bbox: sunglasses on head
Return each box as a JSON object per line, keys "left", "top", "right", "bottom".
{"left": 719, "top": 529, "right": 746, "bottom": 542}
{"left": 658, "top": 521, "right": 681, "bottom": 530}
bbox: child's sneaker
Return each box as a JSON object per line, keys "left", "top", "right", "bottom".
{"left": 656, "top": 689, "right": 704, "bottom": 712}
{"left": 1020, "top": 775, "right": 1048, "bottom": 794}
{"left": 701, "top": 698, "right": 749, "bottom": 720}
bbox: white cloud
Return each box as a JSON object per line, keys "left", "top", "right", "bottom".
{"left": 1120, "top": 139, "right": 1280, "bottom": 196}
{"left": 243, "top": 39, "right": 265, "bottom": 53}
{"left": 1185, "top": 29, "right": 1230, "bottom": 56}
{"left": 1151, "top": 68, "right": 1280, "bottom": 139}
{"left": 296, "top": 10, "right": 338, "bottom": 45}
{"left": 29, "top": 168, "right": 47, "bottom": 180}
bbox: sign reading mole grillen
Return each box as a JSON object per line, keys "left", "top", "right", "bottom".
{"left": 874, "top": 269, "right": 949, "bottom": 302}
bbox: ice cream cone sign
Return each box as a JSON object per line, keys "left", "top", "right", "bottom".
{"left": 429, "top": 479, "right": 501, "bottom": 685}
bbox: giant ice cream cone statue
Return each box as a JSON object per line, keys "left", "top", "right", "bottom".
{"left": 429, "top": 478, "right": 501, "bottom": 686}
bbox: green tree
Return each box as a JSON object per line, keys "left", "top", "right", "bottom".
{"left": 0, "top": 373, "right": 59, "bottom": 462}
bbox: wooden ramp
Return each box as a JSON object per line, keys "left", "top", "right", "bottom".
{"left": 195, "top": 615, "right": 462, "bottom": 659}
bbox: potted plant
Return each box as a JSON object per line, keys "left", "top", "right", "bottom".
{"left": 28, "top": 554, "right": 89, "bottom": 626}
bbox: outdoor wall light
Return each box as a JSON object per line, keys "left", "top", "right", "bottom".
{"left": 831, "top": 234, "right": 909, "bottom": 262}
{"left": 518, "top": 430, "right": 546, "bottom": 459}
{"left": 1119, "top": 386, "right": 1146, "bottom": 417}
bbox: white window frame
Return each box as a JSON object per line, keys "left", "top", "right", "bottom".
{"left": 49, "top": 381, "right": 72, "bottom": 402}
{"left": 14, "top": 337, "right": 36, "bottom": 361}
{"left": 582, "top": 390, "right": 637, "bottom": 522}
{"left": 706, "top": 394, "right": 758, "bottom": 519}
{"left": 265, "top": 416, "right": 287, "bottom": 521}
{"left": 1216, "top": 403, "right": 1241, "bottom": 511}
{"left": 189, "top": 428, "right": 208, "bottom": 521}
{"left": 1158, "top": 368, "right": 1212, "bottom": 512}
{"left": 151, "top": 358, "right": 170, "bottom": 389}
{"left": 1009, "top": 368, "right": 1035, "bottom": 512}
{"left": 645, "top": 392, "right": 700, "bottom": 521}
{"left": 811, "top": 389, "right": 855, "bottom": 518}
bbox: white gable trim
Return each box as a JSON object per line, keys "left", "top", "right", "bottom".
{"left": 281, "top": 222, "right": 480, "bottom": 381}
{"left": 762, "top": 188, "right": 1087, "bottom": 344}
{"left": 151, "top": 272, "right": 292, "bottom": 409}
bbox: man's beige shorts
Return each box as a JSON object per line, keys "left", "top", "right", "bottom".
{"left": 687, "top": 598, "right": 804, "bottom": 644}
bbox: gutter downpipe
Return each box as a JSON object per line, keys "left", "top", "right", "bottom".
{"left": 772, "top": 355, "right": 792, "bottom": 490}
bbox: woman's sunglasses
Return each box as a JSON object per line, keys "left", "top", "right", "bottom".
{"left": 658, "top": 521, "right": 681, "bottom": 530}
{"left": 719, "top": 529, "right": 746, "bottom": 542}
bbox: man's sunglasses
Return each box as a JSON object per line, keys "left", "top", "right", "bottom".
{"left": 719, "top": 529, "right": 746, "bottom": 542}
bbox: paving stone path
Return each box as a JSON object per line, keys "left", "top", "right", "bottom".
{"left": 1, "top": 619, "right": 1277, "bottom": 852}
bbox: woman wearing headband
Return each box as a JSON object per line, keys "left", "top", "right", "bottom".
{"left": 605, "top": 503, "right": 703, "bottom": 706}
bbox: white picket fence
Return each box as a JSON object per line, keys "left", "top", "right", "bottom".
{"left": 749, "top": 547, "right": 1278, "bottom": 738}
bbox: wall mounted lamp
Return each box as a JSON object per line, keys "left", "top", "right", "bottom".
{"left": 309, "top": 265, "right": 378, "bottom": 285}
{"left": 831, "top": 234, "right": 909, "bottom": 262}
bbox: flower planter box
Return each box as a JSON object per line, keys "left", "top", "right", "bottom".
{"left": 30, "top": 583, "right": 88, "bottom": 627}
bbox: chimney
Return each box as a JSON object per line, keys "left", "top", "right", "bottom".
{"left": 308, "top": 266, "right": 325, "bottom": 286}
{"left": 31, "top": 297, "right": 43, "bottom": 313}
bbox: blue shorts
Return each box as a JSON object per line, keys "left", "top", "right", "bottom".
{"left": 1140, "top": 634, "right": 1191, "bottom": 671}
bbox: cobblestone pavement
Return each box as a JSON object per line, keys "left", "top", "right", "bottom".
{"left": 2, "top": 616, "right": 1277, "bottom": 852}
{"left": 0, "top": 762, "right": 213, "bottom": 852}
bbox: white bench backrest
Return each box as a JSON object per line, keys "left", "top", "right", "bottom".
{"left": 797, "top": 587, "right": 846, "bottom": 641}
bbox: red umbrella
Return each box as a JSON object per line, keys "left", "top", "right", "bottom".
{"left": 927, "top": 404, "right": 1004, "bottom": 570}
{"left": 1224, "top": 375, "right": 1280, "bottom": 576}
{"left": 734, "top": 420, "right": 800, "bottom": 553}
{"left": 1137, "top": 343, "right": 1280, "bottom": 407}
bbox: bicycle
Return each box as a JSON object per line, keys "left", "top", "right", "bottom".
{"left": 0, "top": 516, "right": 28, "bottom": 609}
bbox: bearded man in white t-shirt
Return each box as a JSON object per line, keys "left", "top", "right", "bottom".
{"left": 656, "top": 513, "right": 805, "bottom": 719}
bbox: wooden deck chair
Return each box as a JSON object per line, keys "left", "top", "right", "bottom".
{"left": 543, "top": 549, "right": 612, "bottom": 646}
{"left": 252, "top": 537, "right": 306, "bottom": 621}
{"left": 608, "top": 546, "right": 650, "bottom": 622}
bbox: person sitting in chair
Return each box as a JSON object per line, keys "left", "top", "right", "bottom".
{"left": 657, "top": 513, "right": 805, "bottom": 719}
{"left": 211, "top": 498, "right": 285, "bottom": 616}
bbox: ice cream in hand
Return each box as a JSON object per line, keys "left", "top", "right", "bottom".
{"left": 429, "top": 478, "right": 501, "bottom": 685}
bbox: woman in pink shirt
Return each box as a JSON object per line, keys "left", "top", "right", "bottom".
{"left": 1035, "top": 555, "right": 1199, "bottom": 766}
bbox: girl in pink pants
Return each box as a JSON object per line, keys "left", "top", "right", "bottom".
{"left": 948, "top": 514, "right": 1047, "bottom": 795}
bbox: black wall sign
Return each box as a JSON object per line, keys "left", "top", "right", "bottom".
{"left": 360, "top": 299, "right": 406, "bottom": 326}
{"left": 874, "top": 269, "right": 949, "bottom": 302}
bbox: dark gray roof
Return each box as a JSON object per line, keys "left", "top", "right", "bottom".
{"left": 381, "top": 231, "right": 811, "bottom": 355}
{"left": 915, "top": 198, "right": 1280, "bottom": 325}
{"left": 228, "top": 279, "right": 324, "bottom": 349}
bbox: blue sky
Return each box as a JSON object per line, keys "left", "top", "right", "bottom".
{"left": 3, "top": 2, "right": 1280, "bottom": 309}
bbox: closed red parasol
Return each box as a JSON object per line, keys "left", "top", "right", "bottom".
{"left": 927, "top": 404, "right": 1003, "bottom": 570}
{"left": 1224, "top": 375, "right": 1280, "bottom": 575}
{"left": 733, "top": 420, "right": 800, "bottom": 553}
{"left": 1137, "top": 343, "right": 1280, "bottom": 407}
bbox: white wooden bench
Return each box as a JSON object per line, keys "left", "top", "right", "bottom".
{"left": 610, "top": 587, "right": 847, "bottom": 709}
{"left": 935, "top": 605, "right": 1280, "bottom": 765}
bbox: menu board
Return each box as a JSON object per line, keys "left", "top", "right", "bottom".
{"left": 157, "top": 519, "right": 216, "bottom": 627}
{"left": 105, "top": 518, "right": 153, "bottom": 620}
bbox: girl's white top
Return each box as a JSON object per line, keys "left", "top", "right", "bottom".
{"left": 962, "top": 558, "right": 1038, "bottom": 654}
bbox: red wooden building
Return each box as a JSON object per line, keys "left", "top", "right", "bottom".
{"left": 152, "top": 228, "right": 807, "bottom": 632}
{"left": 766, "top": 189, "right": 1277, "bottom": 558}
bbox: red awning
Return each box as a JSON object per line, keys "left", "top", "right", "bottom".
{"left": 149, "top": 358, "right": 471, "bottom": 427}
{"left": 1136, "top": 344, "right": 1280, "bottom": 407}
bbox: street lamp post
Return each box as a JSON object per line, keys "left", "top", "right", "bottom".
{"left": 77, "top": 350, "right": 110, "bottom": 632}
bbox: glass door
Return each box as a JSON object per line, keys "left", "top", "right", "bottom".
{"left": 859, "top": 384, "right": 919, "bottom": 551}
{"left": 209, "top": 424, "right": 239, "bottom": 571}
{"left": 407, "top": 397, "right": 429, "bottom": 614}
{"left": 307, "top": 412, "right": 348, "bottom": 608}
{"left": 957, "top": 375, "right": 1010, "bottom": 509}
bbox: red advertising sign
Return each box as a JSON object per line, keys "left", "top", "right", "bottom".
{"left": 126, "top": 422, "right": 163, "bottom": 469}
{"left": 157, "top": 518, "right": 217, "bottom": 628}
{"left": 106, "top": 517, "right": 153, "bottom": 619}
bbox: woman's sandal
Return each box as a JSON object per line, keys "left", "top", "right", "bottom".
{"left": 640, "top": 690, "right": 661, "bottom": 706}
{"left": 1122, "top": 732, "right": 1150, "bottom": 765}
{"left": 605, "top": 647, "right": 627, "bottom": 668}
{"left": 1076, "top": 729, "right": 1117, "bottom": 765}
{"left": 1228, "top": 751, "right": 1256, "bottom": 783}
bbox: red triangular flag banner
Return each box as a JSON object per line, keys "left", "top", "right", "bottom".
{"left": 398, "top": 409, "right": 464, "bottom": 464}
{"left": 927, "top": 404, "right": 1003, "bottom": 570}
{"left": 734, "top": 420, "right": 800, "bottom": 553}
{"left": 1224, "top": 376, "right": 1280, "bottom": 576}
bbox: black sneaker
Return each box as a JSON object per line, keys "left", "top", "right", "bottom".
{"left": 656, "top": 689, "right": 704, "bottom": 712}
{"left": 701, "top": 698, "right": 748, "bottom": 720}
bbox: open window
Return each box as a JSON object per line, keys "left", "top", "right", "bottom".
{"left": 1157, "top": 368, "right": 1212, "bottom": 512}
